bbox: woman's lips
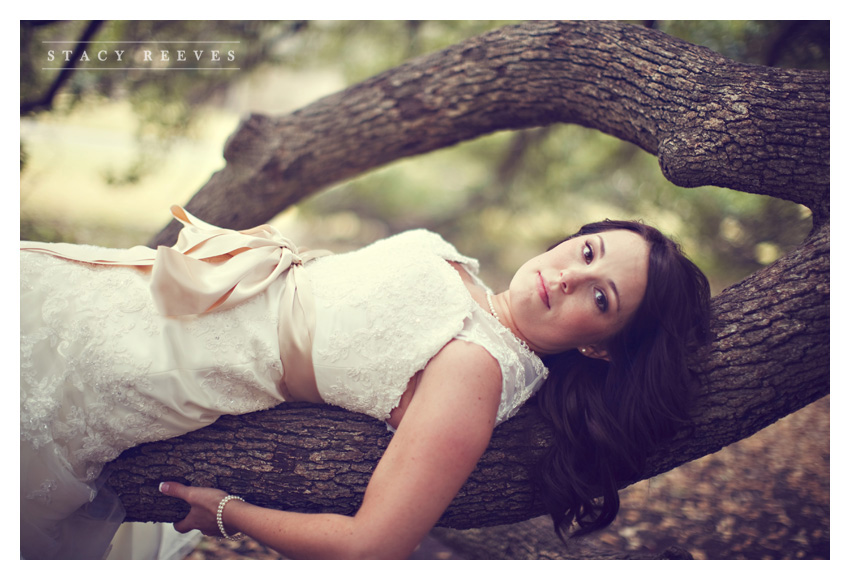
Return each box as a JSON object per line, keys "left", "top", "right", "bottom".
{"left": 537, "top": 272, "right": 550, "bottom": 309}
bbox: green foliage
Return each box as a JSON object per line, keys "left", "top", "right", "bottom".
{"left": 293, "top": 21, "right": 517, "bottom": 84}
{"left": 656, "top": 20, "right": 829, "bottom": 70}
{"left": 21, "top": 20, "right": 305, "bottom": 182}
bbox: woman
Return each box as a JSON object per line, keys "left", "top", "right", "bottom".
{"left": 21, "top": 207, "right": 709, "bottom": 559}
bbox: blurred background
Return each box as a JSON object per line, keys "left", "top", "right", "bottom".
{"left": 20, "top": 20, "right": 829, "bottom": 559}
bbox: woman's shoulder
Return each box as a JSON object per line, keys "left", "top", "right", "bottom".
{"left": 386, "top": 338, "right": 501, "bottom": 431}
{"left": 421, "top": 339, "right": 503, "bottom": 404}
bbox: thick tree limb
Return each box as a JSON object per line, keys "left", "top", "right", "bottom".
{"left": 112, "top": 20, "right": 829, "bottom": 534}
{"left": 149, "top": 20, "right": 828, "bottom": 247}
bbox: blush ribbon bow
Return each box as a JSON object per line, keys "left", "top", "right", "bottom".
{"left": 21, "top": 206, "right": 330, "bottom": 403}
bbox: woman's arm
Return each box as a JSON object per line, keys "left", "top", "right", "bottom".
{"left": 160, "top": 338, "right": 503, "bottom": 559}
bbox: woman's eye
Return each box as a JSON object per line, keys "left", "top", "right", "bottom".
{"left": 594, "top": 288, "right": 609, "bottom": 313}
{"left": 583, "top": 242, "right": 594, "bottom": 264}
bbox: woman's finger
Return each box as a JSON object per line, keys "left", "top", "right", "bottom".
{"left": 158, "top": 481, "right": 187, "bottom": 498}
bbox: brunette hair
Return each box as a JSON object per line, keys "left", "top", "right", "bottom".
{"left": 534, "top": 219, "right": 711, "bottom": 538}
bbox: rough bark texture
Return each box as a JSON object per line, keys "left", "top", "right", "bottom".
{"left": 110, "top": 20, "right": 829, "bottom": 542}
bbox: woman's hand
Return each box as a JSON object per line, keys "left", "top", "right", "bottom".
{"left": 158, "top": 481, "right": 230, "bottom": 536}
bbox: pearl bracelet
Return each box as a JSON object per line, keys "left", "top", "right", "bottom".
{"left": 216, "top": 494, "right": 244, "bottom": 540}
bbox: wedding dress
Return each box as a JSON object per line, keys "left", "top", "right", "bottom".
{"left": 20, "top": 208, "right": 547, "bottom": 559}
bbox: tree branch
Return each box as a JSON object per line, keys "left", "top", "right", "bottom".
{"left": 149, "top": 20, "right": 828, "bottom": 247}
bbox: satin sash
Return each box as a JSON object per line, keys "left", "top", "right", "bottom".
{"left": 20, "top": 206, "right": 330, "bottom": 403}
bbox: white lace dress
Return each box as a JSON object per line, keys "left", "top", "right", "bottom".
{"left": 20, "top": 228, "right": 547, "bottom": 559}
{"left": 309, "top": 230, "right": 548, "bottom": 425}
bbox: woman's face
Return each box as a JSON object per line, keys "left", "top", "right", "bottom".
{"left": 507, "top": 229, "right": 650, "bottom": 355}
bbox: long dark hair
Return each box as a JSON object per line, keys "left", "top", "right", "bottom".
{"left": 534, "top": 219, "right": 711, "bottom": 539}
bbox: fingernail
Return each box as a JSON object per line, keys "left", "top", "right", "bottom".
{"left": 159, "top": 482, "right": 168, "bottom": 493}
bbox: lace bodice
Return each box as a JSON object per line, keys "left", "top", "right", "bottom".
{"left": 307, "top": 230, "right": 548, "bottom": 424}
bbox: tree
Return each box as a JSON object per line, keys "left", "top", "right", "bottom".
{"left": 107, "top": 20, "right": 829, "bottom": 552}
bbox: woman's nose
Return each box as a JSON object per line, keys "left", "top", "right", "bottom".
{"left": 559, "top": 267, "right": 590, "bottom": 293}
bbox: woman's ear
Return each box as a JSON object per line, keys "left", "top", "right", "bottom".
{"left": 579, "top": 346, "right": 610, "bottom": 361}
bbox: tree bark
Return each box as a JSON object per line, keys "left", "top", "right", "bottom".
{"left": 111, "top": 20, "right": 828, "bottom": 536}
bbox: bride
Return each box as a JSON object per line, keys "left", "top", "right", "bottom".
{"left": 21, "top": 206, "right": 710, "bottom": 559}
